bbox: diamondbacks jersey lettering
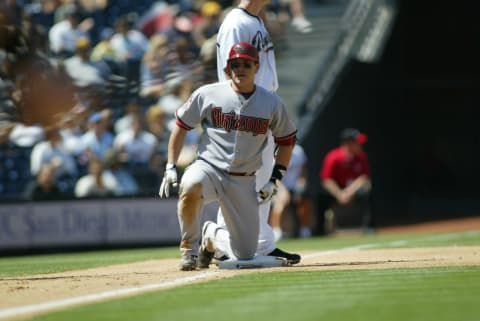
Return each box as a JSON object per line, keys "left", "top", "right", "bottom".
{"left": 211, "top": 107, "right": 269, "bottom": 135}
{"left": 216, "top": 8, "right": 278, "bottom": 92}
{"left": 176, "top": 81, "right": 296, "bottom": 173}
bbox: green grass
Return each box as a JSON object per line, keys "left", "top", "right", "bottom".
{"left": 2, "top": 230, "right": 480, "bottom": 321}
{"left": 27, "top": 266, "right": 480, "bottom": 321}
{"left": 1, "top": 230, "right": 479, "bottom": 277}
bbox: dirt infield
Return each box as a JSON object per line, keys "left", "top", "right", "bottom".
{"left": 1, "top": 217, "right": 480, "bottom": 320}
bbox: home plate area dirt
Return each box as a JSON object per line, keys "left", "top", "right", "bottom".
{"left": 1, "top": 217, "right": 480, "bottom": 319}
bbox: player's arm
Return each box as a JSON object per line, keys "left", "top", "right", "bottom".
{"left": 258, "top": 133, "right": 296, "bottom": 204}
{"left": 166, "top": 124, "right": 188, "bottom": 166}
{"left": 274, "top": 143, "right": 294, "bottom": 172}
{"left": 159, "top": 124, "right": 188, "bottom": 198}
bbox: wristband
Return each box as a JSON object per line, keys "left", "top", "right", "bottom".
{"left": 166, "top": 163, "right": 176, "bottom": 170}
{"left": 270, "top": 164, "right": 287, "bottom": 183}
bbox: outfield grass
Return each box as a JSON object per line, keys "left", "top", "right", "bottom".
{"left": 27, "top": 266, "right": 480, "bottom": 321}
{"left": 1, "top": 230, "right": 479, "bottom": 277}
{"left": 1, "top": 230, "right": 479, "bottom": 321}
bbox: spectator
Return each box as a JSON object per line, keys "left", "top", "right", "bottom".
{"left": 63, "top": 36, "right": 110, "bottom": 89}
{"left": 145, "top": 103, "right": 169, "bottom": 151}
{"left": 30, "top": 124, "right": 78, "bottom": 179}
{"left": 113, "top": 99, "right": 141, "bottom": 134}
{"left": 177, "top": 35, "right": 203, "bottom": 82}
{"left": 113, "top": 113, "right": 157, "bottom": 165}
{"left": 270, "top": 143, "right": 312, "bottom": 240}
{"left": 157, "top": 71, "right": 193, "bottom": 119}
{"left": 57, "top": 108, "right": 87, "bottom": 156}
{"left": 74, "top": 157, "right": 116, "bottom": 198}
{"left": 90, "top": 27, "right": 118, "bottom": 62}
{"left": 139, "top": 33, "right": 171, "bottom": 99}
{"left": 192, "top": 1, "right": 223, "bottom": 49}
{"left": 109, "top": 15, "right": 149, "bottom": 83}
{"left": 113, "top": 112, "right": 159, "bottom": 194}
{"left": 79, "top": 111, "right": 114, "bottom": 161}
{"left": 145, "top": 104, "right": 170, "bottom": 186}
{"left": 23, "top": 163, "right": 71, "bottom": 201}
{"left": 8, "top": 122, "right": 44, "bottom": 147}
{"left": 48, "top": 4, "right": 92, "bottom": 58}
{"left": 317, "top": 128, "right": 372, "bottom": 235}
{"left": 103, "top": 148, "right": 139, "bottom": 196}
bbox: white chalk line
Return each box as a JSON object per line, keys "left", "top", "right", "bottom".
{"left": 1, "top": 230, "right": 478, "bottom": 320}
{"left": 0, "top": 271, "right": 217, "bottom": 320}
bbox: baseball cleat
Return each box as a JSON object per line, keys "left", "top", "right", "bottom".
{"left": 180, "top": 255, "right": 198, "bottom": 271}
{"left": 212, "top": 254, "right": 229, "bottom": 265}
{"left": 198, "top": 222, "right": 215, "bottom": 268}
{"left": 267, "top": 248, "right": 301, "bottom": 265}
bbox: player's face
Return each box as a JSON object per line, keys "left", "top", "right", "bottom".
{"left": 228, "top": 58, "right": 258, "bottom": 91}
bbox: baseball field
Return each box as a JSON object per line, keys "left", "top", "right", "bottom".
{"left": 1, "top": 217, "right": 479, "bottom": 321}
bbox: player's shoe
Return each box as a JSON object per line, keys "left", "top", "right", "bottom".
{"left": 212, "top": 254, "right": 229, "bottom": 265}
{"left": 180, "top": 254, "right": 198, "bottom": 271}
{"left": 267, "top": 248, "right": 301, "bottom": 265}
{"left": 198, "top": 221, "right": 215, "bottom": 268}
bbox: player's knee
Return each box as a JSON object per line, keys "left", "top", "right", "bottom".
{"left": 178, "top": 182, "right": 203, "bottom": 221}
{"left": 179, "top": 181, "right": 202, "bottom": 202}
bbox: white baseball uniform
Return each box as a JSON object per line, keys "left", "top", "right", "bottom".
{"left": 216, "top": 7, "right": 280, "bottom": 255}
{"left": 177, "top": 81, "right": 297, "bottom": 259}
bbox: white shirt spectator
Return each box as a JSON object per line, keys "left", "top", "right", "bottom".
{"left": 9, "top": 124, "right": 44, "bottom": 147}
{"left": 113, "top": 128, "right": 157, "bottom": 163}
{"left": 80, "top": 129, "right": 114, "bottom": 160}
{"left": 60, "top": 127, "right": 84, "bottom": 155}
{"left": 49, "top": 20, "right": 90, "bottom": 55}
{"left": 104, "top": 169, "right": 139, "bottom": 196}
{"left": 110, "top": 30, "right": 149, "bottom": 61}
{"left": 74, "top": 172, "right": 117, "bottom": 198}
{"left": 30, "top": 140, "right": 78, "bottom": 178}
{"left": 63, "top": 55, "right": 106, "bottom": 87}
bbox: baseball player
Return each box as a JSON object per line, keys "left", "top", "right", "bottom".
{"left": 215, "top": 0, "right": 301, "bottom": 264}
{"left": 159, "top": 42, "right": 296, "bottom": 270}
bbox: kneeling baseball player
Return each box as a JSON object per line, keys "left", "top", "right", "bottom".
{"left": 159, "top": 42, "right": 296, "bottom": 270}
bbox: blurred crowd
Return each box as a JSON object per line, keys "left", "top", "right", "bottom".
{"left": 0, "top": 0, "right": 311, "bottom": 201}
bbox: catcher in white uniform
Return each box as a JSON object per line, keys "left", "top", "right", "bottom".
{"left": 159, "top": 42, "right": 296, "bottom": 270}
{"left": 214, "top": 0, "right": 301, "bottom": 264}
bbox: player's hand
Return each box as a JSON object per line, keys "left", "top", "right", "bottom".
{"left": 258, "top": 180, "right": 278, "bottom": 204}
{"left": 159, "top": 165, "right": 178, "bottom": 198}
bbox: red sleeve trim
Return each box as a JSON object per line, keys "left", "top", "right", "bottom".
{"left": 175, "top": 111, "right": 193, "bottom": 130}
{"left": 274, "top": 131, "right": 297, "bottom": 145}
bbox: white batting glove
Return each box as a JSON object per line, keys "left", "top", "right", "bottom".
{"left": 159, "top": 164, "right": 178, "bottom": 198}
{"left": 258, "top": 164, "right": 287, "bottom": 204}
{"left": 258, "top": 180, "right": 278, "bottom": 204}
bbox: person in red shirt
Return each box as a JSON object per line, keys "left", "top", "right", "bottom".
{"left": 317, "top": 128, "right": 372, "bottom": 235}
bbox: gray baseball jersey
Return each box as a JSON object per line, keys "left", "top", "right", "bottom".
{"left": 176, "top": 81, "right": 296, "bottom": 173}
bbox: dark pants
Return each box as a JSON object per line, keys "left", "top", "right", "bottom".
{"left": 314, "top": 187, "right": 372, "bottom": 235}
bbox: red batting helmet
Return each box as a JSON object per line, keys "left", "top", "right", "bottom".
{"left": 227, "top": 42, "right": 259, "bottom": 63}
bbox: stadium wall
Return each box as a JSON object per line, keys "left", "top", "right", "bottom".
{"left": 0, "top": 199, "right": 219, "bottom": 253}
